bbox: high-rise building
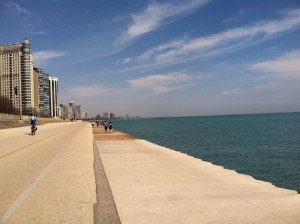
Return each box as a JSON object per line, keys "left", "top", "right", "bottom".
{"left": 103, "top": 112, "right": 109, "bottom": 119}
{"left": 75, "top": 105, "right": 82, "bottom": 119}
{"left": 1, "top": 39, "right": 60, "bottom": 118}
{"left": 34, "top": 67, "right": 50, "bottom": 117}
{"left": 33, "top": 69, "right": 39, "bottom": 113}
{"left": 81, "top": 111, "right": 87, "bottom": 119}
{"left": 34, "top": 68, "right": 59, "bottom": 118}
{"left": 49, "top": 77, "right": 59, "bottom": 118}
{"left": 66, "top": 101, "right": 75, "bottom": 120}
{"left": 61, "top": 102, "right": 87, "bottom": 120}
{"left": 0, "top": 38, "right": 34, "bottom": 115}
{"left": 110, "top": 113, "right": 115, "bottom": 119}
{"left": 60, "top": 104, "right": 70, "bottom": 120}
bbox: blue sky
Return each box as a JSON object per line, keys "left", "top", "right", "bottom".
{"left": 1, "top": 0, "right": 300, "bottom": 117}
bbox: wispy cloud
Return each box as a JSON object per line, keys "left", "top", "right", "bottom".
{"left": 221, "top": 88, "right": 240, "bottom": 96}
{"left": 132, "top": 8, "right": 300, "bottom": 66}
{"left": 68, "top": 85, "right": 109, "bottom": 98}
{"left": 3, "top": 0, "right": 30, "bottom": 15}
{"left": 1, "top": 1, "right": 44, "bottom": 32}
{"left": 33, "top": 50, "right": 66, "bottom": 66}
{"left": 222, "top": 9, "right": 247, "bottom": 25}
{"left": 116, "top": 0, "right": 210, "bottom": 45}
{"left": 28, "top": 30, "right": 48, "bottom": 35}
{"left": 251, "top": 50, "right": 300, "bottom": 80}
{"left": 119, "top": 57, "right": 132, "bottom": 64}
{"left": 127, "top": 72, "right": 203, "bottom": 94}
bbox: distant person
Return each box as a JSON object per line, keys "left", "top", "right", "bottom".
{"left": 104, "top": 120, "right": 108, "bottom": 133}
{"left": 109, "top": 121, "right": 112, "bottom": 133}
{"left": 92, "top": 121, "right": 95, "bottom": 127}
{"left": 96, "top": 121, "right": 99, "bottom": 127}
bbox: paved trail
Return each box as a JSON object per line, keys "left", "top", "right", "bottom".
{"left": 0, "top": 122, "right": 95, "bottom": 224}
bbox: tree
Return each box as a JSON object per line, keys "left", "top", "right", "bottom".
{"left": 0, "top": 95, "right": 19, "bottom": 115}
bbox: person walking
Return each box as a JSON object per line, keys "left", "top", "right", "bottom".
{"left": 108, "top": 121, "right": 112, "bottom": 133}
{"left": 104, "top": 120, "right": 108, "bottom": 133}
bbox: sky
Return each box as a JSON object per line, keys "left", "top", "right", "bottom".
{"left": 1, "top": 0, "right": 300, "bottom": 117}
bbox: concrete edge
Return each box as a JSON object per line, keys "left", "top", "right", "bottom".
{"left": 93, "top": 141, "right": 121, "bottom": 224}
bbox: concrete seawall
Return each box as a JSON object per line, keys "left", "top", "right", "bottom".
{"left": 0, "top": 113, "right": 22, "bottom": 120}
{"left": 93, "top": 126, "right": 300, "bottom": 224}
{"left": 0, "top": 113, "right": 69, "bottom": 129}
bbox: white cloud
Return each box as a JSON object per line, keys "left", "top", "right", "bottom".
{"left": 251, "top": 50, "right": 300, "bottom": 80}
{"left": 221, "top": 88, "right": 240, "bottom": 96}
{"left": 127, "top": 72, "right": 202, "bottom": 94}
{"left": 136, "top": 8, "right": 300, "bottom": 64}
{"left": 34, "top": 50, "right": 65, "bottom": 60}
{"left": 33, "top": 50, "right": 66, "bottom": 65}
{"left": 68, "top": 85, "right": 109, "bottom": 98}
{"left": 120, "top": 57, "right": 132, "bottom": 64}
{"left": 116, "top": 0, "right": 210, "bottom": 45}
{"left": 138, "top": 39, "right": 185, "bottom": 62}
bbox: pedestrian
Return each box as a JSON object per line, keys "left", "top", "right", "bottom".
{"left": 92, "top": 121, "right": 95, "bottom": 127}
{"left": 104, "top": 120, "right": 108, "bottom": 133}
{"left": 96, "top": 121, "right": 99, "bottom": 127}
{"left": 109, "top": 121, "right": 112, "bottom": 133}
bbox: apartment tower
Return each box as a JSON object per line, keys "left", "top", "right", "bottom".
{"left": 34, "top": 67, "right": 50, "bottom": 117}
{"left": 0, "top": 38, "right": 34, "bottom": 115}
{"left": 49, "top": 77, "right": 59, "bottom": 118}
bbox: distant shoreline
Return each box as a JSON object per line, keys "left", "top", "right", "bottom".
{"left": 152, "top": 111, "right": 300, "bottom": 119}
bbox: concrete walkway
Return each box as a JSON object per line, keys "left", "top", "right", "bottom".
{"left": 94, "top": 127, "right": 300, "bottom": 224}
{"left": 0, "top": 122, "right": 96, "bottom": 224}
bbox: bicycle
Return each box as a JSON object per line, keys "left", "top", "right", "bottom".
{"left": 31, "top": 124, "right": 37, "bottom": 135}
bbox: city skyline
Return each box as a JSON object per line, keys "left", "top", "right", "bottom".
{"left": 1, "top": 0, "right": 299, "bottom": 117}
{"left": 0, "top": 38, "right": 62, "bottom": 118}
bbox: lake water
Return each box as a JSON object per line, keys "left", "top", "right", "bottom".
{"left": 112, "top": 113, "right": 300, "bottom": 193}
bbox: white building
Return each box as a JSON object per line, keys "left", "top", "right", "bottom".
{"left": 49, "top": 77, "right": 59, "bottom": 118}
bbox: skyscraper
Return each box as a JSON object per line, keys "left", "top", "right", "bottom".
{"left": 110, "top": 113, "right": 115, "bottom": 119}
{"left": 49, "top": 77, "right": 59, "bottom": 118}
{"left": 34, "top": 67, "right": 50, "bottom": 117}
{"left": 0, "top": 38, "right": 34, "bottom": 115}
{"left": 103, "top": 112, "right": 109, "bottom": 119}
{"left": 33, "top": 68, "right": 39, "bottom": 114}
{"left": 75, "top": 105, "right": 82, "bottom": 119}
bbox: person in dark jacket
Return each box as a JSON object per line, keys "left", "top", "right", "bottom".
{"left": 108, "top": 121, "right": 112, "bottom": 133}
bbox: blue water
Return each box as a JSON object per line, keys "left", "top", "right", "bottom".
{"left": 112, "top": 113, "right": 300, "bottom": 193}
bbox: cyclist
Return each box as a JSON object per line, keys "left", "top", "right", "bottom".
{"left": 30, "top": 115, "right": 38, "bottom": 135}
